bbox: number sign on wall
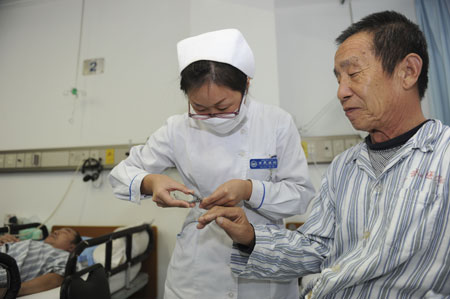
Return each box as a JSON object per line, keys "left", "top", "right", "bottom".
{"left": 83, "top": 58, "right": 105, "bottom": 75}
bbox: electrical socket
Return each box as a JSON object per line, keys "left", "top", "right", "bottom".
{"left": 303, "top": 134, "right": 363, "bottom": 164}
{"left": 24, "top": 153, "right": 42, "bottom": 167}
{"left": 41, "top": 151, "right": 70, "bottom": 167}
{"left": 69, "top": 150, "right": 89, "bottom": 166}
{"left": 89, "top": 150, "right": 100, "bottom": 160}
{"left": 307, "top": 143, "right": 316, "bottom": 157}
{"left": 305, "top": 140, "right": 332, "bottom": 163}
{"left": 332, "top": 139, "right": 345, "bottom": 157}
{"left": 322, "top": 140, "right": 333, "bottom": 159}
{"left": 5, "top": 154, "right": 16, "bottom": 168}
{"left": 16, "top": 153, "right": 25, "bottom": 168}
{"left": 24, "top": 153, "right": 33, "bottom": 167}
{"left": 32, "top": 153, "right": 41, "bottom": 167}
{"left": 344, "top": 138, "right": 359, "bottom": 149}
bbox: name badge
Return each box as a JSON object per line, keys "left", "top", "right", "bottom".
{"left": 250, "top": 158, "right": 278, "bottom": 169}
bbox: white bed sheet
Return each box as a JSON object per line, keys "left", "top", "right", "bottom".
{"left": 20, "top": 263, "right": 141, "bottom": 299}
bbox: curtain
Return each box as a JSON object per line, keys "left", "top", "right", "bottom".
{"left": 415, "top": 0, "right": 450, "bottom": 126}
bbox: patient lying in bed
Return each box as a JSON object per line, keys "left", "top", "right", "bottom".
{"left": 0, "top": 228, "right": 81, "bottom": 297}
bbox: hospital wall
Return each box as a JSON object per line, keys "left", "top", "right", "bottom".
{"left": 0, "top": 0, "right": 424, "bottom": 298}
{"left": 276, "top": 0, "right": 424, "bottom": 138}
{"left": 275, "top": 0, "right": 429, "bottom": 223}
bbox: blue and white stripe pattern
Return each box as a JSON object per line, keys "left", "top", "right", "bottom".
{"left": 0, "top": 240, "right": 69, "bottom": 285}
{"left": 231, "top": 120, "right": 450, "bottom": 298}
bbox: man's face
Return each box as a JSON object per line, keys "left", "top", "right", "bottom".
{"left": 334, "top": 32, "right": 401, "bottom": 133}
{"left": 44, "top": 228, "right": 77, "bottom": 252}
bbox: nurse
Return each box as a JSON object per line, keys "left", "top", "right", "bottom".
{"left": 109, "top": 29, "right": 315, "bottom": 299}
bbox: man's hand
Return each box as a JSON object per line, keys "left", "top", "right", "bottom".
{"left": 141, "top": 174, "right": 195, "bottom": 208}
{"left": 197, "top": 206, "right": 255, "bottom": 246}
{"left": 0, "top": 234, "right": 19, "bottom": 245}
{"left": 199, "top": 179, "right": 252, "bottom": 210}
{"left": 18, "top": 273, "right": 64, "bottom": 296}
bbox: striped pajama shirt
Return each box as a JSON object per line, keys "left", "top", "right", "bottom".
{"left": 0, "top": 239, "right": 68, "bottom": 286}
{"left": 231, "top": 119, "right": 450, "bottom": 298}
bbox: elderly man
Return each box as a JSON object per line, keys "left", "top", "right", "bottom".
{"left": 197, "top": 11, "right": 450, "bottom": 298}
{"left": 0, "top": 227, "right": 81, "bottom": 296}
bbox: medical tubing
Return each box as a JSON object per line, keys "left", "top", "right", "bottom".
{"left": 3, "top": 164, "right": 82, "bottom": 239}
{"left": 74, "top": 0, "right": 85, "bottom": 87}
{"left": 38, "top": 162, "right": 84, "bottom": 230}
{"left": 254, "top": 181, "right": 266, "bottom": 210}
{"left": 348, "top": 0, "right": 354, "bottom": 24}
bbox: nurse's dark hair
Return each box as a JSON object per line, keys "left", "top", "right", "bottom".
{"left": 180, "top": 60, "right": 247, "bottom": 95}
{"left": 336, "top": 10, "right": 429, "bottom": 99}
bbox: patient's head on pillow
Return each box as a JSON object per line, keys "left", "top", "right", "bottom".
{"left": 44, "top": 228, "right": 81, "bottom": 252}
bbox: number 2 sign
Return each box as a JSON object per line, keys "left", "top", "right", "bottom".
{"left": 83, "top": 58, "right": 104, "bottom": 75}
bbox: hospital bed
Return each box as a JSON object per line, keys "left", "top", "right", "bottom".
{"left": 0, "top": 223, "right": 158, "bottom": 299}
{"left": 0, "top": 252, "right": 21, "bottom": 299}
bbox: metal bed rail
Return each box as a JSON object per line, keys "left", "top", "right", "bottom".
{"left": 61, "top": 223, "right": 154, "bottom": 299}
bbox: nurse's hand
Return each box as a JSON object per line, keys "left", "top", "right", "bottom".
{"left": 197, "top": 206, "right": 255, "bottom": 246}
{"left": 199, "top": 179, "right": 252, "bottom": 210}
{"left": 141, "top": 174, "right": 195, "bottom": 208}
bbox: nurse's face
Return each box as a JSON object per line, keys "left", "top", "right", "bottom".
{"left": 187, "top": 82, "right": 243, "bottom": 116}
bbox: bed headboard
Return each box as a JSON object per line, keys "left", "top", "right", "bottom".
{"left": 52, "top": 225, "right": 158, "bottom": 299}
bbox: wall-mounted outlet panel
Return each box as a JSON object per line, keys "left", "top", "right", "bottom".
{"left": 302, "top": 134, "right": 363, "bottom": 164}
{"left": 0, "top": 144, "right": 134, "bottom": 173}
{"left": 5, "top": 154, "right": 16, "bottom": 168}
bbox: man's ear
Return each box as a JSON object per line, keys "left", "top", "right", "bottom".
{"left": 398, "top": 53, "right": 423, "bottom": 91}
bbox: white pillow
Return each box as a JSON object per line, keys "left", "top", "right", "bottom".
{"left": 92, "top": 224, "right": 150, "bottom": 268}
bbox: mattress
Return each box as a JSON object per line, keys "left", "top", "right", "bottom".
{"left": 20, "top": 263, "right": 142, "bottom": 299}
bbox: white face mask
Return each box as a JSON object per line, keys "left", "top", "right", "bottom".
{"left": 200, "top": 97, "right": 249, "bottom": 135}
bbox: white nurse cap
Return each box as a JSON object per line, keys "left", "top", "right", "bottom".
{"left": 177, "top": 28, "right": 255, "bottom": 78}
